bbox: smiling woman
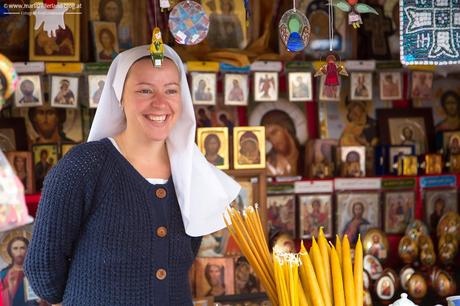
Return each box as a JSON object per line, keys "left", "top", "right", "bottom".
{"left": 24, "top": 45, "right": 240, "bottom": 306}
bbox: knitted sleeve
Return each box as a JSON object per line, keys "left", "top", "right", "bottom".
{"left": 24, "top": 142, "right": 106, "bottom": 304}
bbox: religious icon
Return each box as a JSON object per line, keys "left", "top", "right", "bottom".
{"left": 254, "top": 72, "right": 278, "bottom": 102}
{"left": 449, "top": 154, "right": 460, "bottom": 173}
{"left": 305, "top": 139, "right": 338, "bottom": 178}
{"left": 443, "top": 131, "right": 460, "bottom": 155}
{"left": 436, "top": 91, "right": 460, "bottom": 132}
{"left": 29, "top": 0, "right": 81, "bottom": 62}
{"left": 376, "top": 275, "right": 396, "bottom": 300}
{"left": 397, "top": 155, "right": 418, "bottom": 176}
{"left": 233, "top": 126, "right": 266, "bottom": 169}
{"left": 91, "top": 21, "right": 119, "bottom": 62}
{"left": 363, "top": 228, "right": 389, "bottom": 262}
{"left": 339, "top": 146, "right": 366, "bottom": 177}
{"left": 194, "top": 257, "right": 235, "bottom": 297}
{"left": 388, "top": 118, "right": 427, "bottom": 155}
{"left": 14, "top": 75, "right": 43, "bottom": 108}
{"left": 267, "top": 194, "right": 296, "bottom": 236}
{"left": 363, "top": 254, "right": 383, "bottom": 280}
{"left": 332, "top": 0, "right": 378, "bottom": 29}
{"left": 315, "top": 54, "right": 348, "bottom": 100}
{"left": 407, "top": 273, "right": 427, "bottom": 301}
{"left": 378, "top": 108, "right": 434, "bottom": 155}
{"left": 380, "top": 72, "right": 402, "bottom": 100}
{"left": 0, "top": 225, "right": 33, "bottom": 306}
{"left": 197, "top": 127, "right": 229, "bottom": 170}
{"left": 411, "top": 71, "right": 433, "bottom": 100}
{"left": 224, "top": 73, "right": 248, "bottom": 106}
{"left": 424, "top": 189, "right": 458, "bottom": 232}
{"left": 298, "top": 195, "right": 332, "bottom": 239}
{"left": 339, "top": 99, "right": 378, "bottom": 147}
{"left": 32, "top": 143, "right": 58, "bottom": 190}
{"left": 202, "top": 0, "right": 248, "bottom": 49}
{"left": 13, "top": 104, "right": 83, "bottom": 145}
{"left": 234, "top": 256, "right": 261, "bottom": 294}
{"left": 388, "top": 146, "right": 414, "bottom": 174}
{"left": 87, "top": 74, "right": 106, "bottom": 108}
{"left": 384, "top": 191, "right": 415, "bottom": 234}
{"left": 259, "top": 108, "right": 300, "bottom": 176}
{"left": 5, "top": 151, "right": 35, "bottom": 194}
{"left": 350, "top": 72, "right": 372, "bottom": 101}
{"left": 288, "top": 72, "right": 312, "bottom": 101}
{"left": 336, "top": 192, "right": 380, "bottom": 245}
{"left": 192, "top": 73, "right": 217, "bottom": 105}
{"left": 424, "top": 154, "right": 443, "bottom": 175}
{"left": 50, "top": 75, "right": 79, "bottom": 108}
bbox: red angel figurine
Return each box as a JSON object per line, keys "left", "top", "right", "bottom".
{"left": 314, "top": 54, "right": 348, "bottom": 98}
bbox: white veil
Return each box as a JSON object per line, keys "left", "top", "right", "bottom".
{"left": 88, "top": 45, "right": 240, "bottom": 237}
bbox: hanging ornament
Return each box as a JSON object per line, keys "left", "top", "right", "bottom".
{"left": 149, "top": 27, "right": 165, "bottom": 67}
{"left": 279, "top": 8, "right": 311, "bottom": 52}
{"left": 168, "top": 1, "right": 209, "bottom": 45}
{"left": 33, "top": 0, "right": 68, "bottom": 37}
{"left": 332, "top": 0, "right": 378, "bottom": 29}
{"left": 314, "top": 1, "right": 347, "bottom": 95}
{"left": 314, "top": 53, "right": 348, "bottom": 96}
{"left": 0, "top": 53, "right": 19, "bottom": 108}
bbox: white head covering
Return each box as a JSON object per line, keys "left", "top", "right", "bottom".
{"left": 88, "top": 45, "right": 240, "bottom": 237}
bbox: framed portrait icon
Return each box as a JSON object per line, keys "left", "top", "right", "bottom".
{"left": 339, "top": 146, "right": 366, "bottom": 177}
{"left": 14, "top": 75, "right": 43, "bottom": 108}
{"left": 336, "top": 192, "right": 380, "bottom": 246}
{"left": 298, "top": 194, "right": 333, "bottom": 239}
{"left": 224, "top": 73, "right": 248, "bottom": 106}
{"left": 288, "top": 72, "right": 312, "bottom": 102}
{"left": 29, "top": 0, "right": 81, "bottom": 61}
{"left": 379, "top": 71, "right": 402, "bottom": 100}
{"left": 253, "top": 72, "right": 278, "bottom": 102}
{"left": 233, "top": 126, "right": 266, "bottom": 169}
{"left": 377, "top": 108, "right": 435, "bottom": 155}
{"left": 192, "top": 73, "right": 217, "bottom": 105}
{"left": 267, "top": 194, "right": 296, "bottom": 236}
{"left": 87, "top": 74, "right": 107, "bottom": 108}
{"left": 384, "top": 191, "right": 415, "bottom": 234}
{"left": 91, "top": 21, "right": 119, "bottom": 62}
{"left": 197, "top": 127, "right": 229, "bottom": 170}
{"left": 411, "top": 71, "right": 433, "bottom": 99}
{"left": 194, "top": 257, "right": 235, "bottom": 297}
{"left": 50, "top": 75, "right": 79, "bottom": 108}
{"left": 5, "top": 151, "right": 35, "bottom": 194}
{"left": 350, "top": 72, "right": 373, "bottom": 101}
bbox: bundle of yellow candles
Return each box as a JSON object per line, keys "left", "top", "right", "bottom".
{"left": 224, "top": 205, "right": 363, "bottom": 306}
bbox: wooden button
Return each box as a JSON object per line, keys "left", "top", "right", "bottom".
{"left": 156, "top": 226, "right": 167, "bottom": 238}
{"left": 156, "top": 268, "right": 167, "bottom": 280}
{"left": 155, "top": 188, "right": 167, "bottom": 199}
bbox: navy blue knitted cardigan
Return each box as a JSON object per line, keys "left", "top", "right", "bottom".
{"left": 24, "top": 138, "right": 202, "bottom": 305}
